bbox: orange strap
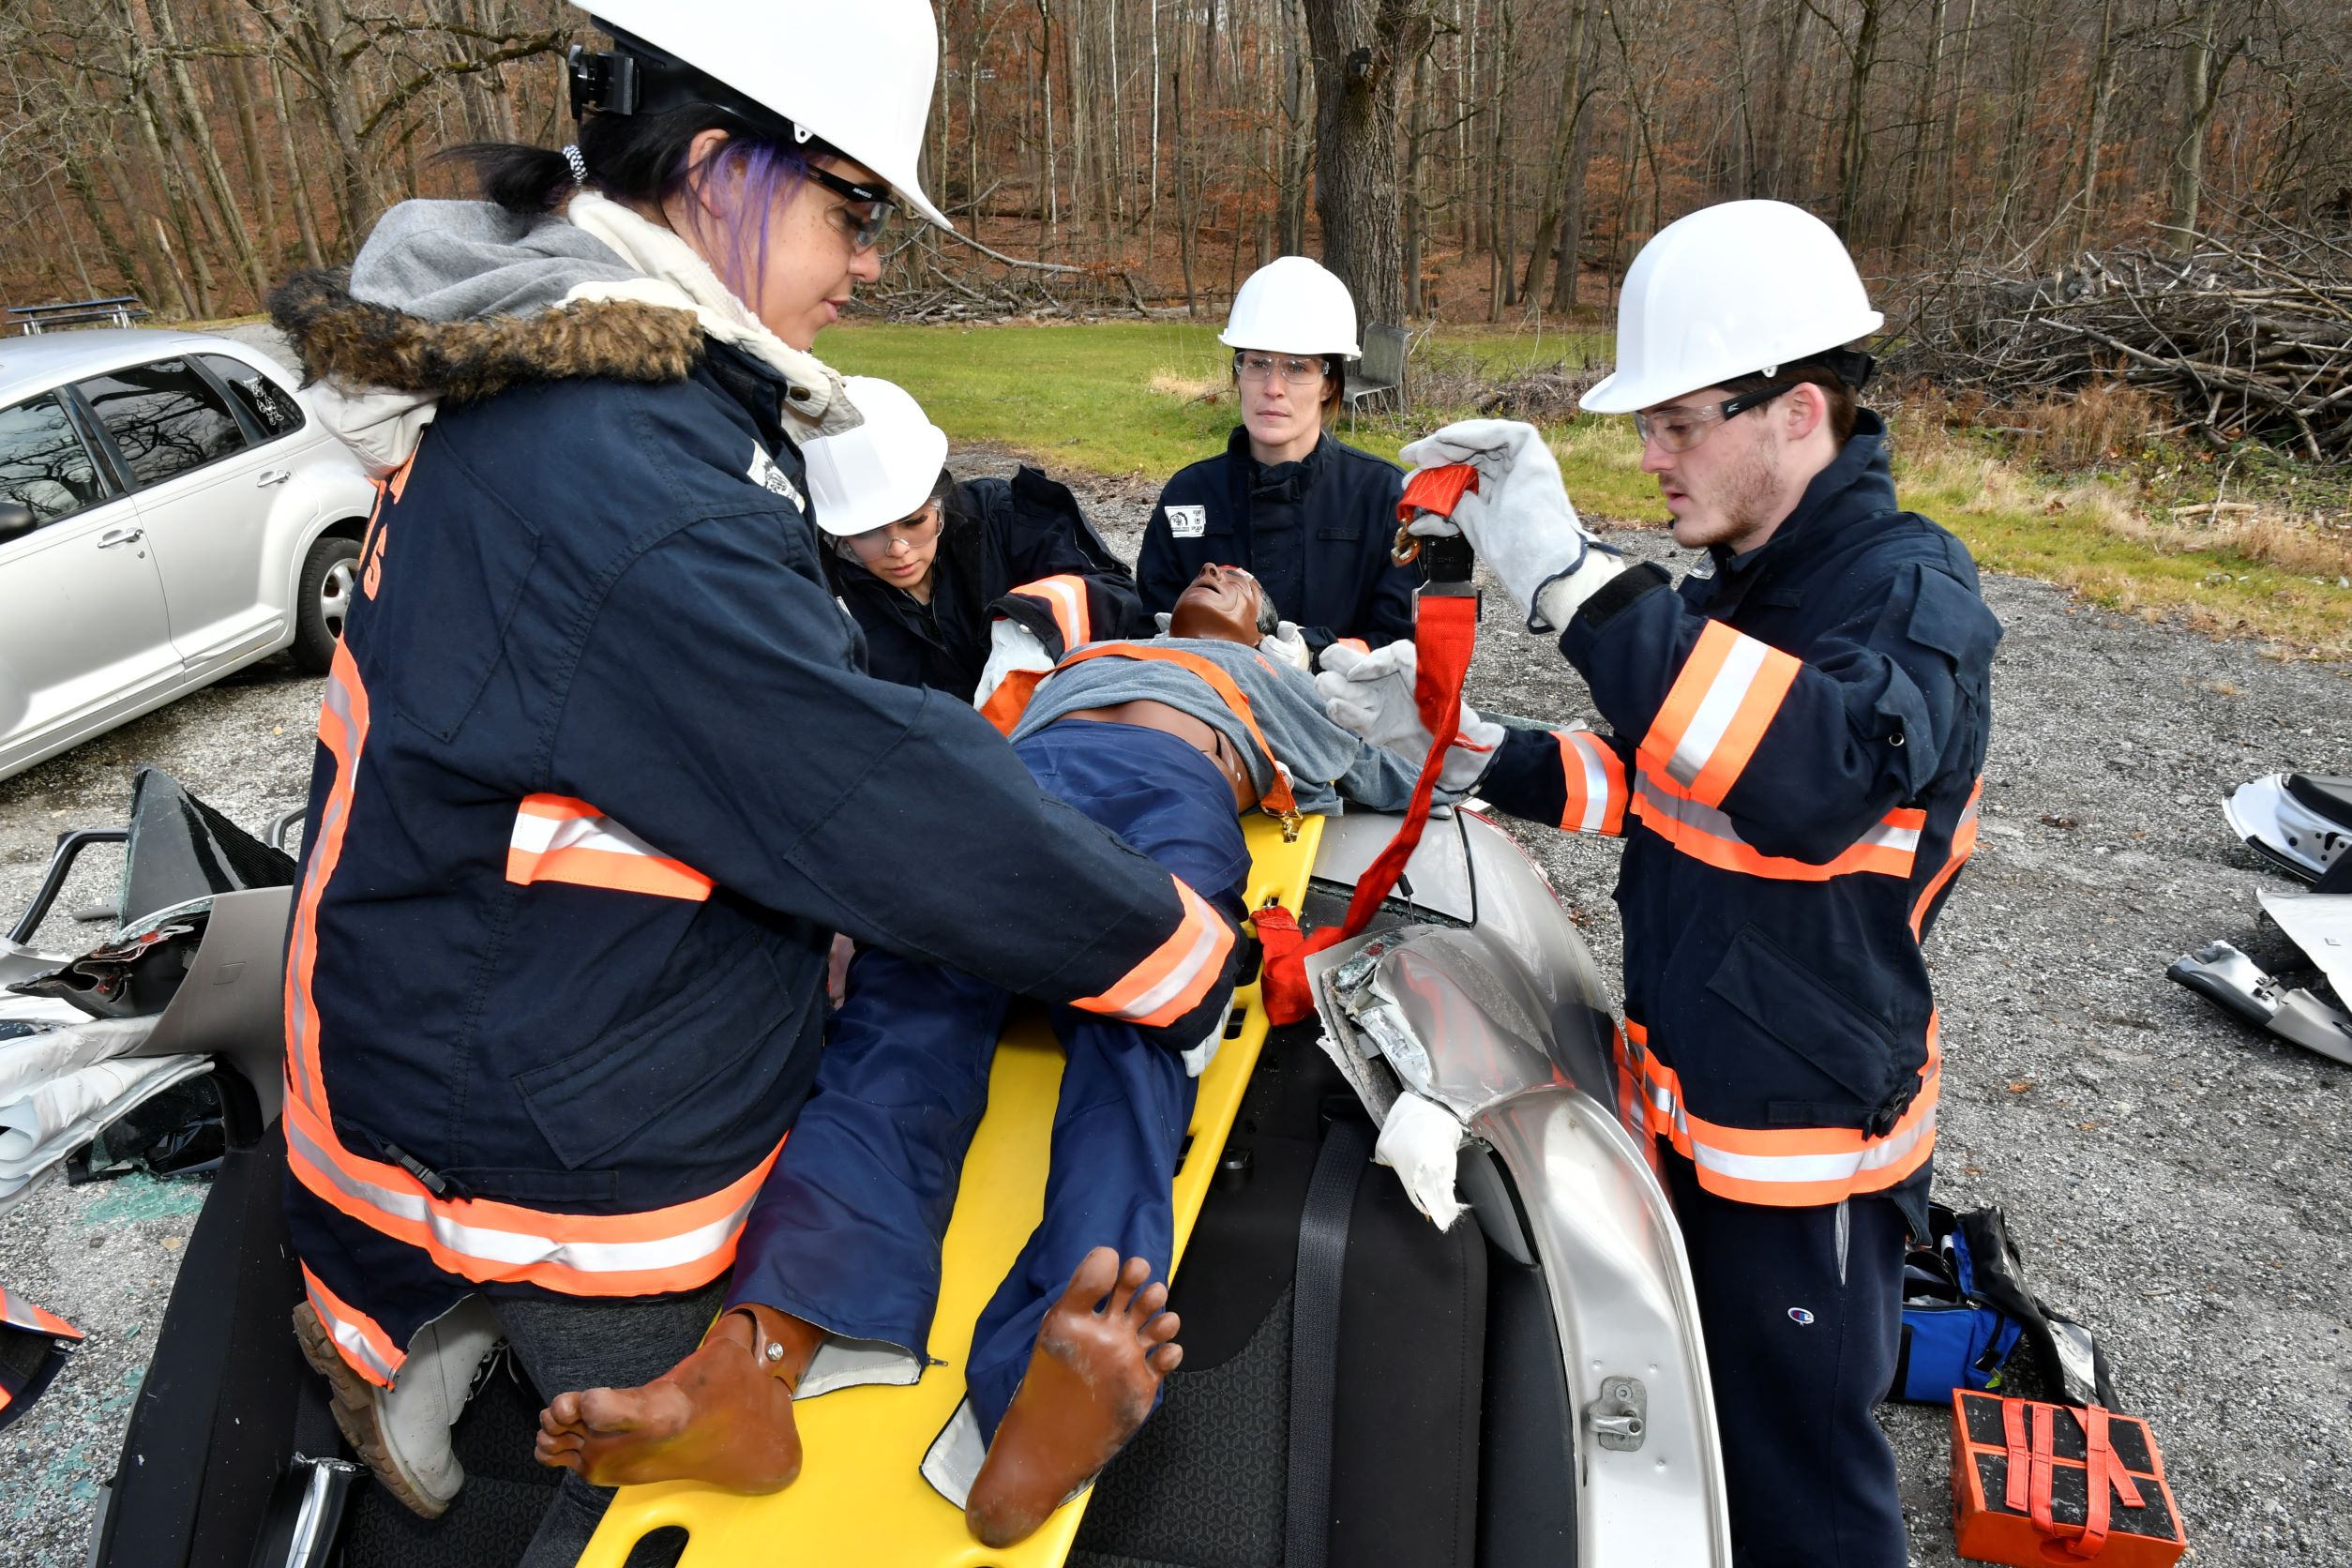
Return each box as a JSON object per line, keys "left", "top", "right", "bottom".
{"left": 2022, "top": 1401, "right": 2145, "bottom": 1558}
{"left": 2003, "top": 1397, "right": 2032, "bottom": 1514}
{"left": 1260, "top": 587, "right": 1480, "bottom": 1025}
{"left": 1053, "top": 643, "right": 1303, "bottom": 832}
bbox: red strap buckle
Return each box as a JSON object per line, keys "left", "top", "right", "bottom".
{"left": 1392, "top": 463, "right": 1481, "bottom": 565}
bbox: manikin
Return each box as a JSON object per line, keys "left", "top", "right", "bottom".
{"left": 534, "top": 564, "right": 1420, "bottom": 1546}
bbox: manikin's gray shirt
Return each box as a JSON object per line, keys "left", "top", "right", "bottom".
{"left": 1008, "top": 637, "right": 1422, "bottom": 815}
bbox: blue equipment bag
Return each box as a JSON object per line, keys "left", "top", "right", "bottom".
{"left": 1888, "top": 1204, "right": 2027, "bottom": 1404}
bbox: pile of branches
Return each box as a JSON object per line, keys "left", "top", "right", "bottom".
{"left": 1407, "top": 344, "right": 1608, "bottom": 423}
{"left": 863, "top": 226, "right": 1155, "bottom": 324}
{"left": 1887, "top": 225, "right": 2352, "bottom": 462}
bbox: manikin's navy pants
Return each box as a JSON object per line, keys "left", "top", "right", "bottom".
{"left": 728, "top": 720, "right": 1250, "bottom": 1441}
{"left": 1660, "top": 1151, "right": 1911, "bottom": 1568}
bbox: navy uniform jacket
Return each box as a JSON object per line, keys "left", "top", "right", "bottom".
{"left": 271, "top": 276, "right": 1238, "bottom": 1380}
{"left": 834, "top": 466, "right": 1144, "bottom": 701}
{"left": 1138, "top": 428, "right": 1416, "bottom": 663}
{"left": 1477, "top": 415, "right": 2000, "bottom": 1220}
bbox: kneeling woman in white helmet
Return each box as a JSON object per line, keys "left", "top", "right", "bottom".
{"left": 804, "top": 377, "right": 1146, "bottom": 701}
{"left": 267, "top": 6, "right": 1244, "bottom": 1563}
{"left": 1137, "top": 257, "right": 1417, "bottom": 671}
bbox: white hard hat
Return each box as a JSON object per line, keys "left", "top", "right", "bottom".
{"left": 572, "top": 0, "right": 952, "bottom": 232}
{"left": 1581, "top": 200, "right": 1883, "bottom": 415}
{"left": 802, "top": 377, "right": 951, "bottom": 536}
{"left": 1220, "top": 256, "right": 1362, "bottom": 358}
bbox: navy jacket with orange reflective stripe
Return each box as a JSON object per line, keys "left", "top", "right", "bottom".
{"left": 276, "top": 283, "right": 1238, "bottom": 1369}
{"left": 833, "top": 466, "right": 1144, "bottom": 701}
{"left": 1139, "top": 428, "right": 1416, "bottom": 663}
{"left": 1477, "top": 414, "right": 1999, "bottom": 1214}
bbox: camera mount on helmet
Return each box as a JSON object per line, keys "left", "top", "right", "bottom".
{"left": 568, "top": 23, "right": 840, "bottom": 165}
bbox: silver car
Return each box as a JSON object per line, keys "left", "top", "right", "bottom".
{"left": 0, "top": 329, "right": 376, "bottom": 781}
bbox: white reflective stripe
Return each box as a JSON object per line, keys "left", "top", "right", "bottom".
{"left": 1568, "top": 733, "right": 1615, "bottom": 834}
{"left": 510, "top": 807, "right": 672, "bottom": 863}
{"left": 1105, "top": 903, "right": 1225, "bottom": 1023}
{"left": 1686, "top": 1110, "right": 1937, "bottom": 1186}
{"left": 309, "top": 1285, "right": 400, "bottom": 1382}
{"left": 1028, "top": 577, "right": 1087, "bottom": 647}
{"left": 1667, "top": 634, "right": 1772, "bottom": 787}
{"left": 286, "top": 1119, "right": 753, "bottom": 1276}
{"left": 1635, "top": 770, "right": 1921, "bottom": 858}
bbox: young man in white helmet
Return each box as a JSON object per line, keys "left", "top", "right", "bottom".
{"left": 1138, "top": 257, "right": 1418, "bottom": 671}
{"left": 271, "top": 7, "right": 1244, "bottom": 1563}
{"left": 803, "top": 376, "right": 1145, "bottom": 701}
{"left": 1318, "top": 199, "right": 2002, "bottom": 1567}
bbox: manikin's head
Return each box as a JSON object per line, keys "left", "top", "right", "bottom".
{"left": 1168, "top": 564, "right": 1278, "bottom": 644}
{"left": 1637, "top": 367, "right": 1855, "bottom": 555}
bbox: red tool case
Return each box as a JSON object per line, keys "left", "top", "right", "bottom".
{"left": 1950, "top": 1391, "right": 2186, "bottom": 1566}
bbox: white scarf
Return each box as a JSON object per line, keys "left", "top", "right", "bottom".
{"left": 562, "top": 190, "right": 858, "bottom": 441}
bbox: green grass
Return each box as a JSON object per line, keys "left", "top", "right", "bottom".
{"left": 822, "top": 320, "right": 2352, "bottom": 656}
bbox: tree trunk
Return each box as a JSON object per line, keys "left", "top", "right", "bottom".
{"left": 2166, "top": 0, "right": 2229, "bottom": 248}
{"left": 1404, "top": 46, "right": 1428, "bottom": 311}
{"left": 1833, "top": 0, "right": 1883, "bottom": 239}
{"left": 2071, "top": 0, "right": 2119, "bottom": 256}
{"left": 1302, "top": 0, "right": 1435, "bottom": 327}
{"left": 1548, "top": 101, "right": 1593, "bottom": 312}
{"left": 271, "top": 59, "right": 328, "bottom": 269}
{"left": 1893, "top": 0, "right": 1948, "bottom": 249}
{"left": 150, "top": 0, "right": 270, "bottom": 305}
{"left": 1519, "top": 0, "right": 1590, "bottom": 305}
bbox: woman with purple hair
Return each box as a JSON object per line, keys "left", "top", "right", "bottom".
{"left": 267, "top": 6, "right": 1244, "bottom": 1562}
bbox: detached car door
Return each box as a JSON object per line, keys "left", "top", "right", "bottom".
{"left": 74, "top": 355, "right": 281, "bottom": 669}
{"left": 0, "top": 391, "right": 179, "bottom": 774}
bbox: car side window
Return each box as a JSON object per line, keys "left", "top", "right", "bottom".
{"left": 199, "top": 353, "right": 307, "bottom": 440}
{"left": 76, "top": 357, "right": 249, "bottom": 488}
{"left": 0, "top": 394, "right": 107, "bottom": 528}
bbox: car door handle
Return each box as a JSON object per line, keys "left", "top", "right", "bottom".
{"left": 256, "top": 469, "right": 292, "bottom": 487}
{"left": 96, "top": 526, "right": 144, "bottom": 550}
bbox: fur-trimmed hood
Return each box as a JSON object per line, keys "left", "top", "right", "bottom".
{"left": 272, "top": 194, "right": 858, "bottom": 476}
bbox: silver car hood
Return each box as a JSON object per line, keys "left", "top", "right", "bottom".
{"left": 1305, "top": 805, "right": 1731, "bottom": 1566}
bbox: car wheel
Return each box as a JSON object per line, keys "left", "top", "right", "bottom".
{"left": 293, "top": 533, "right": 362, "bottom": 675}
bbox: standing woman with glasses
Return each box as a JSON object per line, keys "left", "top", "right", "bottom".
{"left": 268, "top": 7, "right": 1245, "bottom": 1563}
{"left": 1137, "top": 257, "right": 1417, "bottom": 672}
{"left": 805, "top": 377, "right": 1144, "bottom": 701}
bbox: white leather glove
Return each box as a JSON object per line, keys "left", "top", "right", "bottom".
{"left": 1264, "top": 620, "right": 1314, "bottom": 673}
{"left": 1399, "top": 419, "right": 1623, "bottom": 634}
{"left": 1153, "top": 611, "right": 1173, "bottom": 635}
{"left": 1316, "top": 641, "right": 1502, "bottom": 792}
{"left": 972, "top": 617, "right": 1055, "bottom": 712}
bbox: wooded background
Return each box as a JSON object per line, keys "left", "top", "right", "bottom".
{"left": 2, "top": 0, "right": 2347, "bottom": 334}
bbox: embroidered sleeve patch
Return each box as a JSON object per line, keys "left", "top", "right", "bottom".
{"left": 1165, "top": 504, "right": 1208, "bottom": 539}
{"left": 747, "top": 445, "right": 806, "bottom": 511}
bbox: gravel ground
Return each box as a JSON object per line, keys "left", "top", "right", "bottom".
{"left": 3, "top": 422, "right": 2347, "bottom": 1566}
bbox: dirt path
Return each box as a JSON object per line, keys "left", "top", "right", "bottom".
{"left": 3, "top": 457, "right": 2344, "bottom": 1566}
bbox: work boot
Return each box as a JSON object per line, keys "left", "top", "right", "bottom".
{"left": 294, "top": 1294, "right": 503, "bottom": 1518}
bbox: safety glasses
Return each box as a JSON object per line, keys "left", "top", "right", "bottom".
{"left": 1233, "top": 352, "right": 1331, "bottom": 387}
{"left": 808, "top": 164, "right": 897, "bottom": 251}
{"left": 1634, "top": 383, "right": 1799, "bottom": 455}
{"left": 839, "top": 502, "right": 942, "bottom": 560}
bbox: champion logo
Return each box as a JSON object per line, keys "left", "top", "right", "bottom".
{"left": 1787, "top": 1306, "right": 1816, "bottom": 1325}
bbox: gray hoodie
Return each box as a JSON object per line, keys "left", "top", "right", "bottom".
{"left": 1009, "top": 637, "right": 1423, "bottom": 815}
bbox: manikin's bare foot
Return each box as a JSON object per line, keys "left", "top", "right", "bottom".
{"left": 964, "top": 1247, "right": 1183, "bottom": 1548}
{"left": 535, "top": 1304, "right": 824, "bottom": 1493}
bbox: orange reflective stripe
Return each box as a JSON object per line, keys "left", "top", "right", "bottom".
{"left": 285, "top": 1094, "right": 785, "bottom": 1296}
{"left": 1555, "top": 730, "right": 1628, "bottom": 836}
{"left": 1632, "top": 766, "right": 1922, "bottom": 881}
{"left": 1006, "top": 574, "right": 1091, "bottom": 653}
{"left": 1053, "top": 643, "right": 1302, "bottom": 824}
{"left": 1911, "top": 778, "right": 1983, "bottom": 938}
{"left": 301, "top": 1263, "right": 403, "bottom": 1388}
{"left": 281, "top": 645, "right": 773, "bottom": 1301}
{"left": 977, "top": 666, "right": 1049, "bottom": 737}
{"left": 1640, "top": 620, "right": 1802, "bottom": 808}
{"left": 506, "top": 795, "right": 714, "bottom": 902}
{"left": 1621, "top": 1014, "right": 1939, "bottom": 1205}
{"left": 1071, "top": 876, "right": 1236, "bottom": 1029}
{"left": 0, "top": 1287, "right": 80, "bottom": 1340}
